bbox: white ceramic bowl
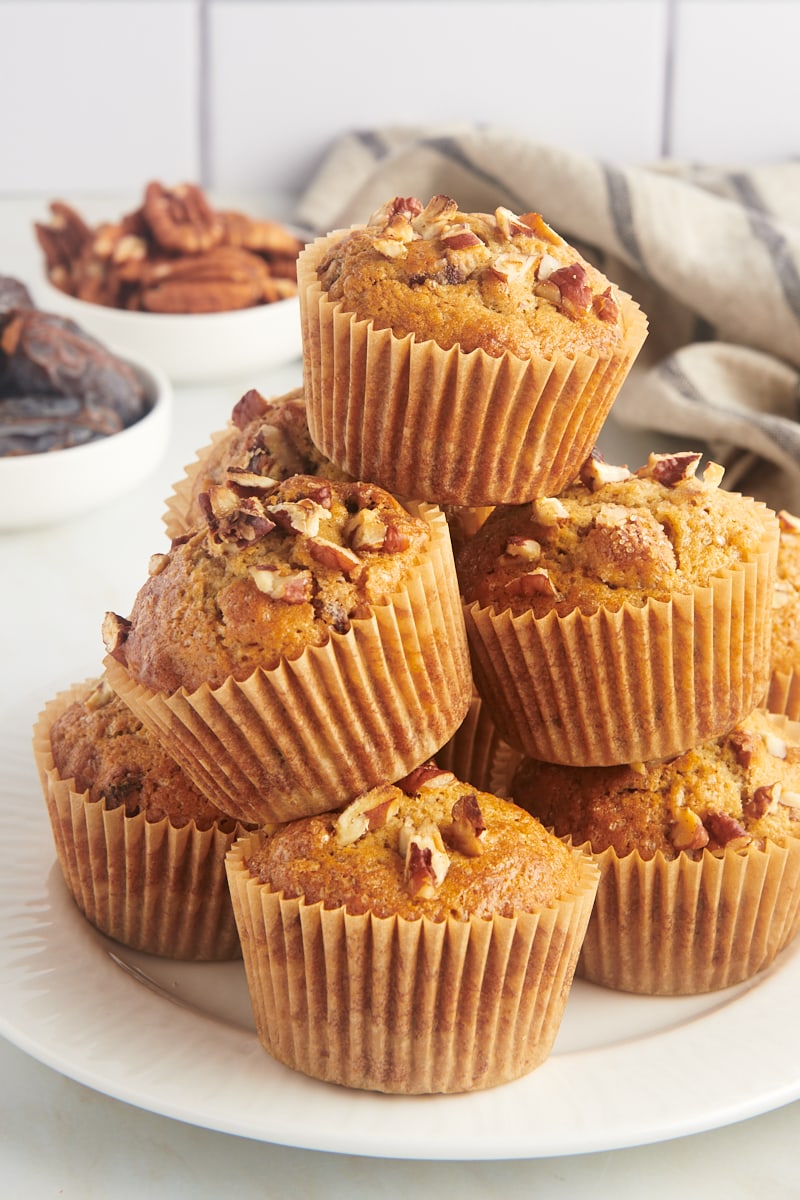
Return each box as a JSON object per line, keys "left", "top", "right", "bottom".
{"left": 0, "top": 353, "right": 172, "bottom": 531}
{"left": 35, "top": 281, "right": 303, "bottom": 386}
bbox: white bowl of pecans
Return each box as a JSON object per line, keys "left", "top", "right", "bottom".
{"left": 0, "top": 275, "right": 172, "bottom": 530}
{"left": 33, "top": 183, "right": 305, "bottom": 386}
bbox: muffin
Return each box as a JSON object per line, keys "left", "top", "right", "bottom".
{"left": 767, "top": 509, "right": 800, "bottom": 720}
{"left": 297, "top": 194, "right": 648, "bottom": 506}
{"left": 32, "top": 676, "right": 248, "bottom": 960}
{"left": 435, "top": 689, "right": 521, "bottom": 798}
{"left": 163, "top": 385, "right": 349, "bottom": 540}
{"left": 103, "top": 474, "right": 472, "bottom": 825}
{"left": 457, "top": 450, "right": 779, "bottom": 766}
{"left": 510, "top": 708, "right": 800, "bottom": 994}
{"left": 226, "top": 768, "right": 599, "bottom": 1093}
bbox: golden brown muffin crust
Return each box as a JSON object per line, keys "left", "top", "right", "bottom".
{"left": 49, "top": 677, "right": 234, "bottom": 828}
{"left": 106, "top": 474, "right": 433, "bottom": 694}
{"left": 511, "top": 709, "right": 800, "bottom": 860}
{"left": 317, "top": 194, "right": 626, "bottom": 360}
{"left": 183, "top": 387, "right": 349, "bottom": 533}
{"left": 457, "top": 451, "right": 776, "bottom": 617}
{"left": 246, "top": 764, "right": 581, "bottom": 921}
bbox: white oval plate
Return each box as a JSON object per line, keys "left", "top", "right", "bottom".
{"left": 2, "top": 691, "right": 800, "bottom": 1161}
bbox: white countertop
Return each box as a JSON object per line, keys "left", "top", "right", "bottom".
{"left": 2, "top": 197, "right": 800, "bottom": 1199}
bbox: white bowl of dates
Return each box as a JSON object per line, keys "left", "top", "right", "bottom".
{"left": 0, "top": 276, "right": 171, "bottom": 530}
{"left": 34, "top": 183, "right": 305, "bottom": 385}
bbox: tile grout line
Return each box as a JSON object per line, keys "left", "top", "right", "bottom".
{"left": 660, "top": 0, "right": 678, "bottom": 158}
{"left": 198, "top": 0, "right": 211, "bottom": 187}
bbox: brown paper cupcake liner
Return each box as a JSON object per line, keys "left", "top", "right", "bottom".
{"left": 435, "top": 690, "right": 521, "bottom": 798}
{"left": 162, "top": 424, "right": 233, "bottom": 542}
{"left": 297, "top": 233, "right": 649, "bottom": 507}
{"left": 766, "top": 668, "right": 800, "bottom": 722}
{"left": 464, "top": 518, "right": 779, "bottom": 765}
{"left": 574, "top": 838, "right": 800, "bottom": 995}
{"left": 105, "top": 504, "right": 472, "bottom": 825}
{"left": 226, "top": 830, "right": 599, "bottom": 1093}
{"left": 32, "top": 684, "right": 245, "bottom": 960}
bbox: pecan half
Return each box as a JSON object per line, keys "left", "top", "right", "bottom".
{"left": 143, "top": 181, "right": 223, "bottom": 254}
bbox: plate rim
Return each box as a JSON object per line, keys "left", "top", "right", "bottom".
{"left": 3, "top": 690, "right": 800, "bottom": 1161}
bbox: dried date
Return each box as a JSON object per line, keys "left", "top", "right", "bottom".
{"left": 0, "top": 277, "right": 151, "bottom": 458}
{"left": 1, "top": 309, "right": 148, "bottom": 428}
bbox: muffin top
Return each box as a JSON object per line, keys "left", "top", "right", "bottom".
{"left": 315, "top": 194, "right": 628, "bottom": 360}
{"left": 104, "top": 474, "right": 433, "bottom": 694}
{"left": 457, "top": 451, "right": 777, "bottom": 617}
{"left": 772, "top": 510, "right": 800, "bottom": 676}
{"left": 181, "top": 386, "right": 349, "bottom": 534}
{"left": 49, "top": 677, "right": 235, "bottom": 828}
{"left": 511, "top": 708, "right": 800, "bottom": 861}
{"left": 244, "top": 761, "right": 582, "bottom": 921}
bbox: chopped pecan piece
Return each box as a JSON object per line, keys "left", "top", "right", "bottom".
{"left": 743, "top": 783, "right": 781, "bottom": 820}
{"left": 249, "top": 565, "right": 312, "bottom": 602}
{"left": 504, "top": 536, "right": 541, "bottom": 562}
{"left": 444, "top": 793, "right": 486, "bottom": 857}
{"left": 345, "top": 507, "right": 389, "bottom": 551}
{"left": 396, "top": 761, "right": 456, "bottom": 794}
{"left": 547, "top": 263, "right": 592, "bottom": 316}
{"left": 669, "top": 807, "right": 709, "bottom": 852}
{"left": 504, "top": 568, "right": 558, "bottom": 598}
{"left": 334, "top": 785, "right": 400, "bottom": 846}
{"left": 400, "top": 818, "right": 450, "bottom": 898}
{"left": 102, "top": 611, "right": 131, "bottom": 661}
{"left": 266, "top": 497, "right": 331, "bottom": 536}
{"left": 702, "top": 810, "right": 751, "bottom": 851}
{"left": 592, "top": 287, "right": 619, "bottom": 323}
{"left": 727, "top": 728, "right": 760, "bottom": 769}
{"left": 306, "top": 536, "right": 361, "bottom": 574}
{"left": 579, "top": 450, "right": 632, "bottom": 491}
{"left": 518, "top": 211, "right": 562, "bottom": 244}
{"left": 530, "top": 496, "right": 569, "bottom": 525}
{"left": 637, "top": 451, "right": 702, "bottom": 487}
{"left": 494, "top": 206, "right": 533, "bottom": 239}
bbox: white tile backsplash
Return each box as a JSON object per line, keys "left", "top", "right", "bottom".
{"left": 206, "top": 0, "right": 669, "bottom": 196}
{"left": 0, "top": 0, "right": 200, "bottom": 193}
{"left": 0, "top": 0, "right": 797, "bottom": 199}
{"left": 670, "top": 0, "right": 800, "bottom": 164}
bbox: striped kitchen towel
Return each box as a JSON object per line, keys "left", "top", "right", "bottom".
{"left": 297, "top": 126, "right": 800, "bottom": 513}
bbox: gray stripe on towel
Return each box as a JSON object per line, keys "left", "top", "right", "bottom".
{"left": 421, "top": 135, "right": 532, "bottom": 214}
{"left": 659, "top": 356, "right": 800, "bottom": 463}
{"left": 602, "top": 163, "right": 650, "bottom": 278}
{"left": 728, "top": 172, "right": 800, "bottom": 322}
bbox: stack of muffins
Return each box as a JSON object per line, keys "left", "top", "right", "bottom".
{"left": 33, "top": 191, "right": 799, "bottom": 1096}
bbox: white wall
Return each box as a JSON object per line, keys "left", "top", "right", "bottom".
{"left": 0, "top": 0, "right": 797, "bottom": 203}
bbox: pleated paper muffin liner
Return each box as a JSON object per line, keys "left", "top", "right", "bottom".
{"left": 297, "top": 232, "right": 649, "bottom": 507}
{"left": 573, "top": 838, "right": 800, "bottom": 995}
{"left": 105, "top": 504, "right": 472, "bottom": 826}
{"left": 435, "top": 690, "right": 521, "bottom": 798}
{"left": 225, "top": 830, "right": 600, "bottom": 1094}
{"left": 766, "top": 668, "right": 800, "bottom": 722}
{"left": 162, "top": 423, "right": 233, "bottom": 542}
{"left": 32, "top": 684, "right": 245, "bottom": 961}
{"left": 464, "top": 517, "right": 779, "bottom": 766}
